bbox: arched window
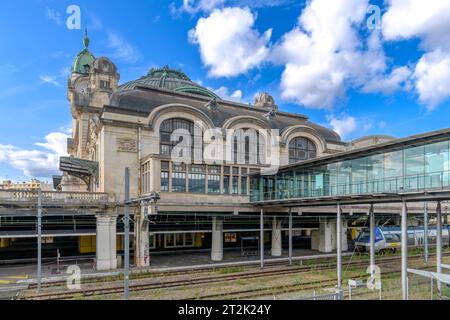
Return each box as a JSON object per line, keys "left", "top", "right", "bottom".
{"left": 289, "top": 137, "right": 316, "bottom": 164}
{"left": 159, "top": 118, "right": 203, "bottom": 160}
{"left": 232, "top": 129, "right": 266, "bottom": 165}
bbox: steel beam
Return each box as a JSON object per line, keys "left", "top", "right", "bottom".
{"left": 424, "top": 202, "right": 429, "bottom": 265}
{"left": 369, "top": 204, "right": 375, "bottom": 272}
{"left": 289, "top": 209, "right": 293, "bottom": 266}
{"left": 37, "top": 189, "right": 42, "bottom": 293}
{"left": 336, "top": 203, "right": 342, "bottom": 296}
{"left": 401, "top": 200, "right": 408, "bottom": 300}
{"left": 124, "top": 168, "right": 130, "bottom": 300}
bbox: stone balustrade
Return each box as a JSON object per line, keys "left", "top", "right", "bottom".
{"left": 0, "top": 190, "right": 111, "bottom": 205}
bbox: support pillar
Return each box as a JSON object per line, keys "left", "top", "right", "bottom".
{"left": 336, "top": 203, "right": 343, "bottom": 297}
{"left": 260, "top": 209, "right": 264, "bottom": 268}
{"left": 369, "top": 204, "right": 375, "bottom": 271}
{"left": 436, "top": 201, "right": 442, "bottom": 299}
{"left": 319, "top": 219, "right": 333, "bottom": 253}
{"left": 341, "top": 219, "right": 348, "bottom": 252}
{"left": 271, "top": 216, "right": 282, "bottom": 257}
{"left": 134, "top": 208, "right": 150, "bottom": 268}
{"left": 401, "top": 200, "right": 408, "bottom": 300}
{"left": 96, "top": 214, "right": 117, "bottom": 271}
{"left": 211, "top": 216, "right": 223, "bottom": 262}
{"left": 288, "top": 210, "right": 293, "bottom": 265}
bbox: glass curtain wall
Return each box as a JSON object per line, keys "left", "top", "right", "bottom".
{"left": 251, "top": 140, "right": 450, "bottom": 202}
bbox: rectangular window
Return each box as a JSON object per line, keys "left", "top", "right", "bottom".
{"left": 189, "top": 165, "right": 206, "bottom": 193}
{"left": 208, "top": 166, "right": 220, "bottom": 194}
{"left": 160, "top": 161, "right": 169, "bottom": 192}
{"left": 100, "top": 80, "right": 110, "bottom": 89}
{"left": 241, "top": 176, "right": 248, "bottom": 195}
{"left": 172, "top": 164, "right": 186, "bottom": 192}
{"left": 223, "top": 176, "right": 230, "bottom": 194}
{"left": 232, "top": 176, "right": 239, "bottom": 194}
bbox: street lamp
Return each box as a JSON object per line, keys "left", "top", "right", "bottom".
{"left": 123, "top": 168, "right": 160, "bottom": 300}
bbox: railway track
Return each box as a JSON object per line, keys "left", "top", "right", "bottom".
{"left": 186, "top": 262, "right": 432, "bottom": 300}
{"left": 24, "top": 253, "right": 443, "bottom": 300}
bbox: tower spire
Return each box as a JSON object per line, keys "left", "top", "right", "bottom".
{"left": 83, "top": 29, "right": 90, "bottom": 49}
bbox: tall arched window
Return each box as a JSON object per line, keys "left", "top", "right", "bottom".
{"left": 159, "top": 118, "right": 203, "bottom": 160}
{"left": 289, "top": 137, "right": 316, "bottom": 164}
{"left": 232, "top": 129, "right": 266, "bottom": 165}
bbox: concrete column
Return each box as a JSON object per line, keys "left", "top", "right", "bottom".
{"left": 211, "top": 216, "right": 223, "bottom": 261}
{"left": 341, "top": 219, "right": 348, "bottom": 252}
{"left": 135, "top": 208, "right": 150, "bottom": 268}
{"left": 436, "top": 201, "right": 442, "bottom": 299}
{"left": 337, "top": 203, "right": 342, "bottom": 293}
{"left": 319, "top": 219, "right": 332, "bottom": 253}
{"left": 260, "top": 209, "right": 264, "bottom": 268}
{"left": 271, "top": 216, "right": 282, "bottom": 257}
{"left": 96, "top": 214, "right": 117, "bottom": 271}
{"left": 401, "top": 200, "right": 408, "bottom": 300}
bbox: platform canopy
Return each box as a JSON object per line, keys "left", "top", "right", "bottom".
{"left": 59, "top": 156, "right": 99, "bottom": 188}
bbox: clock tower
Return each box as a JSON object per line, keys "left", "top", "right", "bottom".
{"left": 62, "top": 31, "right": 119, "bottom": 191}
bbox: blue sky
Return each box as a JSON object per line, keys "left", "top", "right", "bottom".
{"left": 1, "top": 0, "right": 450, "bottom": 182}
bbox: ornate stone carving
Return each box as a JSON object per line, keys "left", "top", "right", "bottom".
{"left": 254, "top": 92, "right": 278, "bottom": 111}
{"left": 117, "top": 138, "right": 138, "bottom": 153}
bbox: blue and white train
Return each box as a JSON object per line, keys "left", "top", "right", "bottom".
{"left": 355, "top": 226, "right": 450, "bottom": 253}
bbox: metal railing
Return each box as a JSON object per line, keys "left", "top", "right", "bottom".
{"left": 251, "top": 170, "right": 450, "bottom": 202}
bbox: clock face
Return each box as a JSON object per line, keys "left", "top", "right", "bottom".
{"left": 77, "top": 81, "right": 89, "bottom": 95}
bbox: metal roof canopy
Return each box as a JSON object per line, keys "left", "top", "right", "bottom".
{"left": 252, "top": 190, "right": 450, "bottom": 208}
{"left": 59, "top": 156, "right": 99, "bottom": 188}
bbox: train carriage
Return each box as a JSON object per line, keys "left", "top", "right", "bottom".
{"left": 355, "top": 226, "right": 450, "bottom": 253}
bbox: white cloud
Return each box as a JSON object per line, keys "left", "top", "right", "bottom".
{"left": 413, "top": 50, "right": 450, "bottom": 109}
{"left": 382, "top": 0, "right": 450, "bottom": 108}
{"left": 171, "top": 0, "right": 293, "bottom": 16}
{"left": 107, "top": 32, "right": 142, "bottom": 64}
{"left": 211, "top": 86, "right": 243, "bottom": 102}
{"left": 39, "top": 75, "right": 62, "bottom": 87}
{"left": 362, "top": 66, "right": 413, "bottom": 94}
{"left": 188, "top": 7, "right": 272, "bottom": 77}
{"left": 46, "top": 8, "right": 62, "bottom": 25}
{"left": 272, "top": 0, "right": 394, "bottom": 109}
{"left": 0, "top": 132, "right": 69, "bottom": 178}
{"left": 177, "top": 0, "right": 225, "bottom": 15}
{"left": 328, "top": 115, "right": 357, "bottom": 139}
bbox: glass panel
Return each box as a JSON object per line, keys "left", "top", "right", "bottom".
{"left": 208, "top": 175, "right": 220, "bottom": 193}
{"left": 241, "top": 176, "right": 248, "bottom": 195}
{"left": 404, "top": 145, "right": 425, "bottom": 191}
{"left": 384, "top": 150, "right": 403, "bottom": 192}
{"left": 159, "top": 118, "right": 203, "bottom": 160}
{"left": 337, "top": 161, "right": 352, "bottom": 195}
{"left": 232, "top": 176, "right": 239, "bottom": 194}
{"left": 189, "top": 172, "right": 205, "bottom": 193}
{"left": 223, "top": 176, "right": 230, "bottom": 194}
{"left": 425, "top": 141, "right": 450, "bottom": 188}
{"left": 289, "top": 137, "right": 317, "bottom": 164}
{"left": 161, "top": 172, "right": 169, "bottom": 192}
{"left": 172, "top": 172, "right": 186, "bottom": 192}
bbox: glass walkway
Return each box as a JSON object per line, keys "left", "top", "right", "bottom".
{"left": 250, "top": 128, "right": 450, "bottom": 204}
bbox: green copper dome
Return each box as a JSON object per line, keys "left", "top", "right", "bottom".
{"left": 119, "top": 65, "right": 221, "bottom": 100}
{"left": 71, "top": 30, "right": 95, "bottom": 74}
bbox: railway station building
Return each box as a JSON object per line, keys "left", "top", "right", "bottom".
{"left": 1, "top": 33, "right": 449, "bottom": 272}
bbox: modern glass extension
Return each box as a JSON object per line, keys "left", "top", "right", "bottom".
{"left": 250, "top": 134, "right": 450, "bottom": 203}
